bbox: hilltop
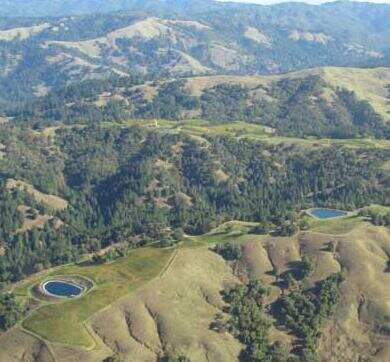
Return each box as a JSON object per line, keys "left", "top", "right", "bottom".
{"left": 141, "top": 66, "right": 390, "bottom": 120}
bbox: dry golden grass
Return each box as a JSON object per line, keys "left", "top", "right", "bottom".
{"left": 244, "top": 26, "right": 271, "bottom": 46}
{"left": 0, "top": 23, "right": 50, "bottom": 41}
{"left": 214, "top": 169, "right": 229, "bottom": 183}
{"left": 87, "top": 223, "right": 390, "bottom": 361}
{"left": 316, "top": 225, "right": 390, "bottom": 360}
{"left": 16, "top": 205, "right": 52, "bottom": 233}
{"left": 0, "top": 326, "right": 54, "bottom": 362}
{"left": 239, "top": 240, "right": 274, "bottom": 282}
{"left": 381, "top": 160, "right": 390, "bottom": 171}
{"left": 322, "top": 67, "right": 390, "bottom": 120}
{"left": 5, "top": 178, "right": 68, "bottom": 211}
{"left": 90, "top": 247, "right": 243, "bottom": 361}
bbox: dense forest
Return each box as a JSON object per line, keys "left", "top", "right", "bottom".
{"left": 0, "top": 123, "right": 388, "bottom": 284}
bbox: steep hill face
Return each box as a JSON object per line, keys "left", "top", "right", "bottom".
{"left": 0, "top": 1, "right": 389, "bottom": 103}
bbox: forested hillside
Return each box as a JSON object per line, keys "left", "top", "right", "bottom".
{"left": 15, "top": 67, "right": 390, "bottom": 139}
{"left": 0, "top": 0, "right": 219, "bottom": 17}
{"left": 0, "top": 122, "right": 388, "bottom": 283}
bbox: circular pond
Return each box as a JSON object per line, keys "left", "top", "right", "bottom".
{"left": 42, "top": 280, "right": 84, "bottom": 298}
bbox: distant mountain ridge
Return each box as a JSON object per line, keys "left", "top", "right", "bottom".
{"left": 0, "top": 0, "right": 221, "bottom": 18}
{"left": 0, "top": 1, "right": 389, "bottom": 106}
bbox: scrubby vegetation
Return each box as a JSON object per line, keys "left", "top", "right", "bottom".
{"left": 11, "top": 75, "right": 145, "bottom": 126}
{"left": 359, "top": 206, "right": 390, "bottom": 226}
{"left": 138, "top": 80, "right": 199, "bottom": 121}
{"left": 0, "top": 186, "right": 23, "bottom": 239}
{"left": 0, "top": 290, "right": 24, "bottom": 331}
{"left": 220, "top": 280, "right": 277, "bottom": 361}
{"left": 275, "top": 273, "right": 343, "bottom": 359}
{"left": 214, "top": 250, "right": 343, "bottom": 361}
{"left": 92, "top": 244, "right": 134, "bottom": 265}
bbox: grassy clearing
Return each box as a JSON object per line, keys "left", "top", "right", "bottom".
{"left": 5, "top": 178, "right": 68, "bottom": 210}
{"left": 304, "top": 214, "right": 366, "bottom": 235}
{"left": 363, "top": 204, "right": 390, "bottom": 214}
{"left": 181, "top": 120, "right": 273, "bottom": 137}
{"left": 101, "top": 119, "right": 174, "bottom": 129}
{"left": 184, "top": 220, "right": 267, "bottom": 247}
{"left": 381, "top": 160, "right": 390, "bottom": 171}
{"left": 17, "top": 247, "right": 173, "bottom": 347}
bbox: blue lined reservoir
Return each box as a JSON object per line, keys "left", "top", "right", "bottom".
{"left": 309, "top": 208, "right": 347, "bottom": 219}
{"left": 42, "top": 280, "right": 84, "bottom": 298}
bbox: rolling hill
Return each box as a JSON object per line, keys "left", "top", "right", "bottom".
{"left": 0, "top": 220, "right": 389, "bottom": 361}
{"left": 0, "top": 1, "right": 389, "bottom": 104}
{"left": 19, "top": 66, "right": 389, "bottom": 139}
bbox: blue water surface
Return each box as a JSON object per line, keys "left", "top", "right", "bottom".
{"left": 310, "top": 208, "right": 347, "bottom": 219}
{"left": 44, "top": 280, "right": 83, "bottom": 297}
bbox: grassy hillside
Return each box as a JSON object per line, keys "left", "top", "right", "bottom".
{"left": 12, "top": 247, "right": 173, "bottom": 347}
{"left": 322, "top": 67, "right": 390, "bottom": 120}
{"left": 103, "top": 119, "right": 390, "bottom": 149}
{"left": 1, "top": 217, "right": 389, "bottom": 361}
{"left": 162, "top": 67, "right": 390, "bottom": 122}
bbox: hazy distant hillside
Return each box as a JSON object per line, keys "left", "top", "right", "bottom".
{"left": 0, "top": 1, "right": 389, "bottom": 104}
{"left": 0, "top": 0, "right": 219, "bottom": 18}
